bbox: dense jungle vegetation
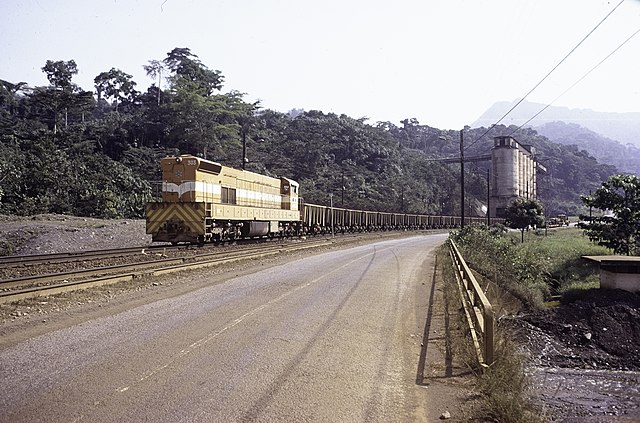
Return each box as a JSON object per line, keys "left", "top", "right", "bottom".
{"left": 0, "top": 48, "right": 618, "bottom": 218}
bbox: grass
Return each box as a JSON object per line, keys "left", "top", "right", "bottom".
{"left": 476, "top": 336, "right": 543, "bottom": 423}
{"left": 514, "top": 228, "right": 609, "bottom": 296}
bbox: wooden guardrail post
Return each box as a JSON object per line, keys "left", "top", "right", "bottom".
{"left": 448, "top": 239, "right": 495, "bottom": 367}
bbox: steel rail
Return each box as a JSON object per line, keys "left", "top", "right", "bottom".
{"left": 0, "top": 239, "right": 333, "bottom": 304}
{"left": 0, "top": 242, "right": 294, "bottom": 290}
{"left": 0, "top": 244, "right": 197, "bottom": 267}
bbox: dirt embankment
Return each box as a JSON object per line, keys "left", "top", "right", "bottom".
{"left": 0, "top": 214, "right": 152, "bottom": 256}
{"left": 513, "top": 289, "right": 640, "bottom": 371}
{"left": 505, "top": 289, "right": 640, "bottom": 421}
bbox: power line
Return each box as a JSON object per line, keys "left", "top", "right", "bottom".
{"left": 508, "top": 25, "right": 640, "bottom": 137}
{"left": 463, "top": 0, "right": 626, "bottom": 152}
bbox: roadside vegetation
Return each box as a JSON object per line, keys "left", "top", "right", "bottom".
{"left": 442, "top": 226, "right": 612, "bottom": 422}
{"left": 439, "top": 243, "right": 542, "bottom": 422}
{"left": 450, "top": 226, "right": 609, "bottom": 309}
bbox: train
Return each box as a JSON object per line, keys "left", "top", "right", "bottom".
{"left": 145, "top": 154, "right": 497, "bottom": 244}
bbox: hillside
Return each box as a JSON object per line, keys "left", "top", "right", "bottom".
{"left": 473, "top": 99, "right": 640, "bottom": 147}
{"left": 535, "top": 121, "right": 640, "bottom": 175}
{"left": 0, "top": 51, "right": 623, "bottom": 220}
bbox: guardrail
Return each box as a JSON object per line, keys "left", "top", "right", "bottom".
{"left": 448, "top": 239, "right": 495, "bottom": 367}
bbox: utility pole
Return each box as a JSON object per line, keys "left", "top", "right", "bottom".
{"left": 487, "top": 167, "right": 491, "bottom": 226}
{"left": 460, "top": 129, "right": 465, "bottom": 229}
{"left": 241, "top": 130, "right": 247, "bottom": 170}
{"left": 329, "top": 194, "right": 335, "bottom": 238}
{"left": 341, "top": 172, "right": 345, "bottom": 206}
{"left": 241, "top": 123, "right": 248, "bottom": 170}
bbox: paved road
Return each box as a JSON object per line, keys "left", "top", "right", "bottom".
{"left": 0, "top": 234, "right": 448, "bottom": 422}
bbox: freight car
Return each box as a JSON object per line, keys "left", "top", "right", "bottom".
{"left": 146, "top": 155, "right": 497, "bottom": 244}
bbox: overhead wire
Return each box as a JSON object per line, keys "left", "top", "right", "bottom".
{"left": 508, "top": 25, "right": 640, "bottom": 137}
{"left": 463, "top": 0, "right": 626, "bottom": 152}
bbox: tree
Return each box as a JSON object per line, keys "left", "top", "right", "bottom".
{"left": 143, "top": 59, "right": 166, "bottom": 105}
{"left": 579, "top": 174, "right": 640, "bottom": 255}
{"left": 34, "top": 60, "right": 93, "bottom": 133}
{"left": 0, "top": 79, "right": 30, "bottom": 136}
{"left": 505, "top": 198, "right": 545, "bottom": 242}
{"left": 42, "top": 60, "right": 78, "bottom": 92}
{"left": 94, "top": 68, "right": 138, "bottom": 112}
{"left": 163, "top": 47, "right": 224, "bottom": 96}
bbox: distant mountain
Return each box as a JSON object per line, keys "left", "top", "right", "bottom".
{"left": 473, "top": 99, "right": 640, "bottom": 147}
{"left": 535, "top": 121, "right": 640, "bottom": 175}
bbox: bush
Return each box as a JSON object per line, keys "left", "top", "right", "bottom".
{"left": 0, "top": 135, "right": 151, "bottom": 219}
{"left": 451, "top": 226, "right": 610, "bottom": 309}
{"left": 451, "top": 225, "right": 548, "bottom": 309}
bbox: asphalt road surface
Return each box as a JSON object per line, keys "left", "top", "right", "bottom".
{"left": 0, "top": 234, "right": 448, "bottom": 422}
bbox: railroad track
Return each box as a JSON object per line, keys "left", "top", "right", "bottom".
{"left": 0, "top": 244, "right": 190, "bottom": 268}
{"left": 0, "top": 238, "right": 334, "bottom": 304}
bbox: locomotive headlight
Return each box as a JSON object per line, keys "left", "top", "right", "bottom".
{"left": 175, "top": 157, "right": 182, "bottom": 163}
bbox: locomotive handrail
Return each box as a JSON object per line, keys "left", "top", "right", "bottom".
{"left": 448, "top": 239, "right": 495, "bottom": 367}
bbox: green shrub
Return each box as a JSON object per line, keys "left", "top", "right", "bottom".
{"left": 451, "top": 226, "right": 607, "bottom": 309}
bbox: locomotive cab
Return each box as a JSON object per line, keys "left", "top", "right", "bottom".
{"left": 280, "top": 177, "right": 299, "bottom": 211}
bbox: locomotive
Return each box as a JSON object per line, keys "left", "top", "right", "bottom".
{"left": 145, "top": 154, "right": 489, "bottom": 244}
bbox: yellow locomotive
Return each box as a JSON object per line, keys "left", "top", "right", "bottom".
{"left": 146, "top": 155, "right": 301, "bottom": 243}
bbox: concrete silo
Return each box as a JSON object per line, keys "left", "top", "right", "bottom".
{"left": 490, "top": 136, "right": 537, "bottom": 218}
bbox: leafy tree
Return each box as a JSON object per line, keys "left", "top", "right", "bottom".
{"left": 31, "top": 60, "right": 94, "bottom": 133}
{"left": 0, "top": 139, "right": 23, "bottom": 206}
{"left": 167, "top": 89, "right": 251, "bottom": 158}
{"left": 94, "top": 68, "right": 138, "bottom": 112}
{"left": 505, "top": 198, "right": 545, "bottom": 242}
{"left": 163, "top": 47, "right": 224, "bottom": 96}
{"left": 135, "top": 86, "right": 172, "bottom": 147}
{"left": 1, "top": 47, "right": 624, "bottom": 224}
{"left": 579, "top": 174, "right": 640, "bottom": 255}
{"left": 42, "top": 59, "right": 78, "bottom": 91}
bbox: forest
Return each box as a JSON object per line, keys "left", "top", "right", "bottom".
{"left": 0, "top": 47, "right": 618, "bottom": 219}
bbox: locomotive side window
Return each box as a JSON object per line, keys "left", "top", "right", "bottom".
{"left": 221, "top": 187, "right": 237, "bottom": 204}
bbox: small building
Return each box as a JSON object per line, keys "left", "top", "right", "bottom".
{"left": 583, "top": 256, "right": 640, "bottom": 293}
{"left": 490, "top": 136, "right": 539, "bottom": 218}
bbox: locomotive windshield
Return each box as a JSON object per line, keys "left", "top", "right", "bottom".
{"left": 198, "top": 160, "right": 222, "bottom": 175}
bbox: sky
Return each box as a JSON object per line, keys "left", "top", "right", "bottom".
{"left": 1, "top": 0, "right": 639, "bottom": 130}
